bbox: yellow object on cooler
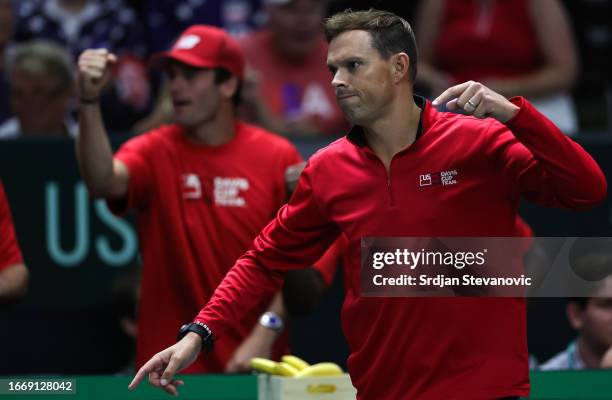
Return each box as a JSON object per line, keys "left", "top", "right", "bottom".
{"left": 250, "top": 357, "right": 278, "bottom": 374}
{"left": 274, "top": 362, "right": 299, "bottom": 377}
{"left": 281, "top": 355, "right": 310, "bottom": 371}
{"left": 295, "top": 362, "right": 343, "bottom": 378}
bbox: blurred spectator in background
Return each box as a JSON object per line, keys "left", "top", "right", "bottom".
{"left": 239, "top": 0, "right": 349, "bottom": 137}
{"left": 0, "top": 181, "right": 28, "bottom": 304}
{"left": 76, "top": 25, "right": 302, "bottom": 374}
{"left": 0, "top": 0, "right": 14, "bottom": 125}
{"left": 131, "top": 0, "right": 266, "bottom": 134}
{"left": 540, "top": 276, "right": 612, "bottom": 370}
{"left": 112, "top": 266, "right": 141, "bottom": 374}
{"left": 138, "top": 0, "right": 265, "bottom": 54}
{"left": 0, "top": 40, "right": 76, "bottom": 139}
{"left": 415, "top": 0, "right": 579, "bottom": 135}
{"left": 13, "top": 0, "right": 153, "bottom": 133}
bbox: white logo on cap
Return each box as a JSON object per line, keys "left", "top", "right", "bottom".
{"left": 175, "top": 35, "right": 201, "bottom": 50}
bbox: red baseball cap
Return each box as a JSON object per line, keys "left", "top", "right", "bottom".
{"left": 151, "top": 25, "right": 245, "bottom": 80}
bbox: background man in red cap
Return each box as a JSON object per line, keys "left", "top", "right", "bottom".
{"left": 76, "top": 25, "right": 302, "bottom": 373}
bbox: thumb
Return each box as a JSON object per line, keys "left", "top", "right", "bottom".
{"left": 160, "top": 356, "right": 181, "bottom": 386}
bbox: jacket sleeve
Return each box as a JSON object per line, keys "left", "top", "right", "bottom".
{"left": 194, "top": 160, "right": 342, "bottom": 338}
{"left": 495, "top": 97, "right": 607, "bottom": 209}
{"left": 0, "top": 182, "right": 23, "bottom": 271}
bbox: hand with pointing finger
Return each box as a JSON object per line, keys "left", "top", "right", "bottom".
{"left": 432, "top": 80, "right": 520, "bottom": 124}
{"left": 128, "top": 332, "right": 202, "bottom": 396}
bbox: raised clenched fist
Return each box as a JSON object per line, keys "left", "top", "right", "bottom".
{"left": 77, "top": 49, "right": 117, "bottom": 101}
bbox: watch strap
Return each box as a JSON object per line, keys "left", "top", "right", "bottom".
{"left": 177, "top": 321, "right": 214, "bottom": 352}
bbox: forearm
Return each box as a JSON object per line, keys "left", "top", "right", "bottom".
{"left": 0, "top": 263, "right": 28, "bottom": 302}
{"left": 195, "top": 253, "right": 285, "bottom": 339}
{"left": 76, "top": 104, "right": 120, "bottom": 198}
{"left": 198, "top": 166, "right": 340, "bottom": 338}
{"left": 246, "top": 291, "right": 286, "bottom": 347}
{"left": 266, "top": 291, "right": 287, "bottom": 320}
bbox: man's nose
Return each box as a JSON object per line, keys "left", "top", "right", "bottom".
{"left": 169, "top": 75, "right": 187, "bottom": 91}
{"left": 331, "top": 69, "right": 347, "bottom": 88}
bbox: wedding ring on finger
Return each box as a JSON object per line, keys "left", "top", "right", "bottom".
{"left": 467, "top": 99, "right": 478, "bottom": 109}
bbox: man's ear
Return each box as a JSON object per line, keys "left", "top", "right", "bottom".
{"left": 391, "top": 52, "right": 410, "bottom": 84}
{"left": 218, "top": 75, "right": 239, "bottom": 100}
{"left": 567, "top": 301, "right": 586, "bottom": 330}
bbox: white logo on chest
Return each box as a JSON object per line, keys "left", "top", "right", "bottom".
{"left": 182, "top": 174, "right": 202, "bottom": 199}
{"left": 419, "top": 169, "right": 459, "bottom": 188}
{"left": 214, "top": 177, "right": 249, "bottom": 207}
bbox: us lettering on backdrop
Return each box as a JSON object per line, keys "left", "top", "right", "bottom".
{"left": 0, "top": 139, "right": 139, "bottom": 309}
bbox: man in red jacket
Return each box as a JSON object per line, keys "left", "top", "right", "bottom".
{"left": 130, "top": 9, "right": 607, "bottom": 399}
{"left": 77, "top": 25, "right": 303, "bottom": 374}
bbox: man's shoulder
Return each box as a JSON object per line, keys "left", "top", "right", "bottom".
{"left": 134, "top": 124, "right": 181, "bottom": 142}
{"left": 307, "top": 136, "right": 352, "bottom": 167}
{"left": 538, "top": 349, "right": 572, "bottom": 371}
{"left": 238, "top": 121, "right": 299, "bottom": 154}
{"left": 0, "top": 118, "right": 19, "bottom": 139}
{"left": 119, "top": 124, "right": 181, "bottom": 153}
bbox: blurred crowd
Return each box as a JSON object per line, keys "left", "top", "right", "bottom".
{"left": 0, "top": 0, "right": 610, "bottom": 139}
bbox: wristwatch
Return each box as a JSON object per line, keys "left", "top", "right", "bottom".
{"left": 259, "top": 311, "right": 284, "bottom": 332}
{"left": 177, "top": 321, "right": 214, "bottom": 352}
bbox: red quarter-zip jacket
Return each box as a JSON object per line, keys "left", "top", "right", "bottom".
{"left": 195, "top": 97, "right": 606, "bottom": 399}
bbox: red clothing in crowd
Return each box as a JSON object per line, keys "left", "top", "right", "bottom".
{"left": 0, "top": 182, "right": 23, "bottom": 271}
{"left": 109, "top": 122, "right": 302, "bottom": 372}
{"left": 240, "top": 30, "right": 349, "bottom": 136}
{"left": 435, "top": 0, "right": 539, "bottom": 84}
{"left": 195, "top": 97, "right": 606, "bottom": 398}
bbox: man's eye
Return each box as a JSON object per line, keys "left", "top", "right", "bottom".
{"left": 348, "top": 61, "right": 360, "bottom": 71}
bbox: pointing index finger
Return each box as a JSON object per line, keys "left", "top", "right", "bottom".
{"left": 432, "top": 82, "right": 470, "bottom": 107}
{"left": 128, "top": 357, "right": 159, "bottom": 390}
{"left": 128, "top": 368, "right": 145, "bottom": 390}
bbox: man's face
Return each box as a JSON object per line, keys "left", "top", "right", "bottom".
{"left": 577, "top": 298, "right": 612, "bottom": 353}
{"left": 570, "top": 279, "right": 612, "bottom": 354}
{"left": 267, "top": 0, "right": 325, "bottom": 60}
{"left": 327, "top": 30, "right": 394, "bottom": 126}
{"left": 10, "top": 69, "right": 71, "bottom": 136}
{"left": 166, "top": 61, "right": 222, "bottom": 129}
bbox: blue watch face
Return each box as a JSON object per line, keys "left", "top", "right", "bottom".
{"left": 261, "top": 312, "right": 283, "bottom": 330}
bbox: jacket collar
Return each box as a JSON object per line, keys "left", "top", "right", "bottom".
{"left": 346, "top": 95, "right": 431, "bottom": 148}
